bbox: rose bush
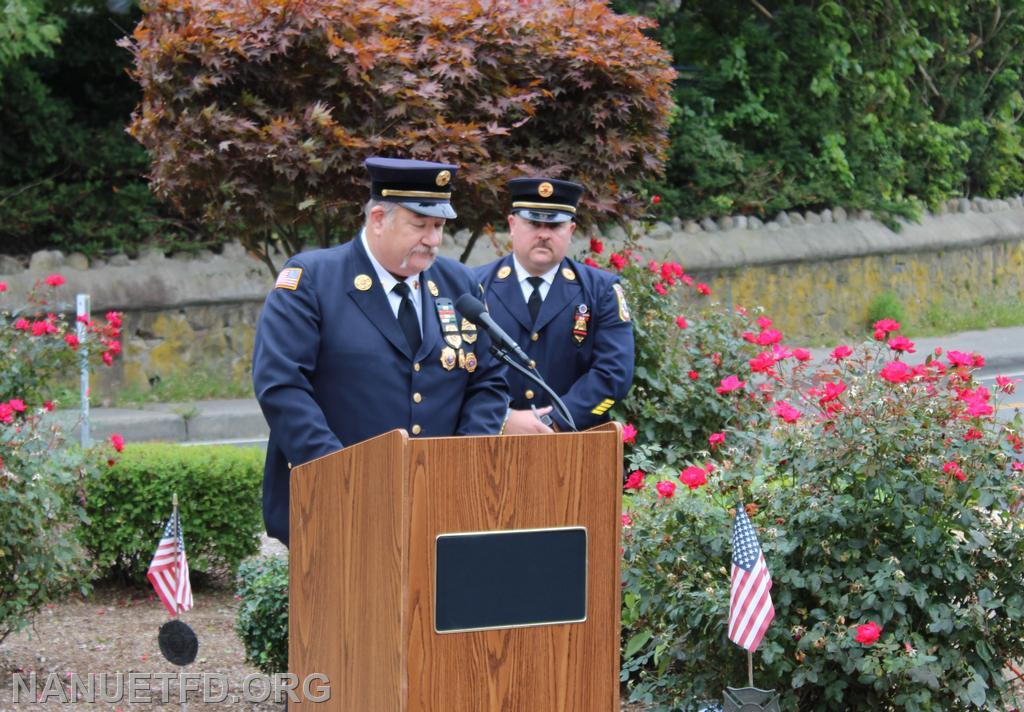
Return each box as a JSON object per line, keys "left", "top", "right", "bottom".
{"left": 582, "top": 241, "right": 1024, "bottom": 709}
{"left": 0, "top": 277, "right": 122, "bottom": 642}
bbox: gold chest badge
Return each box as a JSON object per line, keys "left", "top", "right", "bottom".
{"left": 354, "top": 274, "right": 373, "bottom": 291}
{"left": 496, "top": 265, "right": 512, "bottom": 280}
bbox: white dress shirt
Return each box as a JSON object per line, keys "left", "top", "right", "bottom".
{"left": 360, "top": 229, "right": 423, "bottom": 336}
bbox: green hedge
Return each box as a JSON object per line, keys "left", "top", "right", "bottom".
{"left": 81, "top": 443, "right": 264, "bottom": 582}
{"left": 235, "top": 556, "right": 289, "bottom": 675}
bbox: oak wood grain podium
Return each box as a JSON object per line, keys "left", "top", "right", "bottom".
{"left": 289, "top": 424, "right": 623, "bottom": 711}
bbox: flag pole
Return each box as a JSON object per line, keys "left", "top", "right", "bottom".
{"left": 172, "top": 493, "right": 188, "bottom": 712}
{"left": 172, "top": 493, "right": 181, "bottom": 618}
{"left": 738, "top": 485, "right": 754, "bottom": 688}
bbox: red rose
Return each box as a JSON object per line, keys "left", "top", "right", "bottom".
{"left": 831, "top": 345, "right": 853, "bottom": 360}
{"left": 650, "top": 194, "right": 661, "bottom": 205}
{"left": 887, "top": 335, "right": 916, "bottom": 353}
{"left": 624, "top": 470, "right": 645, "bottom": 490}
{"left": 715, "top": 375, "right": 746, "bottom": 394}
{"left": 110, "top": 433, "right": 125, "bottom": 452}
{"left": 64, "top": 334, "right": 80, "bottom": 350}
{"left": 655, "top": 480, "right": 676, "bottom": 498}
{"left": 946, "top": 350, "right": 974, "bottom": 367}
{"left": 873, "top": 318, "right": 901, "bottom": 333}
{"left": 44, "top": 274, "right": 66, "bottom": 287}
{"left": 748, "top": 352, "right": 776, "bottom": 373}
{"left": 675, "top": 316, "right": 688, "bottom": 329}
{"left": 854, "top": 621, "right": 882, "bottom": 645}
{"left": 9, "top": 399, "right": 25, "bottom": 412}
{"left": 583, "top": 257, "right": 599, "bottom": 268}
{"left": 654, "top": 283, "right": 668, "bottom": 295}
{"left": 792, "top": 348, "right": 811, "bottom": 361}
{"left": 774, "top": 401, "right": 801, "bottom": 423}
{"left": 621, "top": 423, "right": 638, "bottom": 445}
{"left": 0, "top": 281, "right": 6, "bottom": 292}
{"left": 687, "top": 370, "right": 699, "bottom": 380}
{"left": 708, "top": 432, "right": 725, "bottom": 448}
{"left": 696, "top": 282, "right": 711, "bottom": 295}
{"left": 609, "top": 253, "right": 627, "bottom": 271}
{"left": 621, "top": 513, "right": 633, "bottom": 527}
{"left": 589, "top": 237, "right": 604, "bottom": 254}
{"left": 679, "top": 466, "right": 707, "bottom": 490}
{"left": 880, "top": 360, "right": 913, "bottom": 384}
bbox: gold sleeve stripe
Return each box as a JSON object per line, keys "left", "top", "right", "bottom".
{"left": 590, "top": 398, "right": 616, "bottom": 415}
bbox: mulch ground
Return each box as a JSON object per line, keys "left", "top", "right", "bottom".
{"left": 0, "top": 582, "right": 650, "bottom": 710}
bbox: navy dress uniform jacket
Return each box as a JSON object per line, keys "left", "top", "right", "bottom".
{"left": 475, "top": 255, "right": 634, "bottom": 431}
{"left": 254, "top": 237, "right": 508, "bottom": 545}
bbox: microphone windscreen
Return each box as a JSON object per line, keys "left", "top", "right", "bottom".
{"left": 455, "top": 294, "right": 487, "bottom": 324}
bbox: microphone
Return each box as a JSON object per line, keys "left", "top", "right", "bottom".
{"left": 455, "top": 294, "right": 531, "bottom": 365}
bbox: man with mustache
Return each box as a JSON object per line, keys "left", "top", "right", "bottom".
{"left": 476, "top": 177, "right": 634, "bottom": 434}
{"left": 253, "top": 157, "right": 509, "bottom": 545}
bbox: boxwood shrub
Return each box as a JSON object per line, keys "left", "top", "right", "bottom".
{"left": 236, "top": 556, "right": 289, "bottom": 675}
{"left": 81, "top": 443, "right": 264, "bottom": 582}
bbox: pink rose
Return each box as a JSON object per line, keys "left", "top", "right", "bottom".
{"left": 831, "top": 345, "right": 853, "bottom": 360}
{"left": 44, "top": 274, "right": 65, "bottom": 287}
{"left": 708, "top": 432, "right": 725, "bottom": 448}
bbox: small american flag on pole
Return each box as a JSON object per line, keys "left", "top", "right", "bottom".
{"left": 147, "top": 511, "right": 193, "bottom": 617}
{"left": 728, "top": 505, "right": 774, "bottom": 651}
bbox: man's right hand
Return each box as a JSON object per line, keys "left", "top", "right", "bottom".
{"left": 505, "top": 407, "right": 555, "bottom": 435}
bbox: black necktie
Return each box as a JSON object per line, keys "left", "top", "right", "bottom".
{"left": 527, "top": 276, "right": 544, "bottom": 324}
{"left": 392, "top": 282, "right": 421, "bottom": 354}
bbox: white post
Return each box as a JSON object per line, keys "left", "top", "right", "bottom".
{"left": 76, "top": 294, "right": 90, "bottom": 448}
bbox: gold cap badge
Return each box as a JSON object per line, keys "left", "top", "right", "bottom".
{"left": 497, "top": 265, "right": 512, "bottom": 280}
{"left": 561, "top": 267, "right": 576, "bottom": 281}
{"left": 354, "top": 274, "right": 373, "bottom": 291}
{"left": 427, "top": 280, "right": 439, "bottom": 297}
{"left": 538, "top": 181, "right": 554, "bottom": 198}
{"left": 436, "top": 170, "right": 451, "bottom": 187}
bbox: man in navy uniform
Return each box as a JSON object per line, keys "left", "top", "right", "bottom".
{"left": 253, "top": 157, "right": 508, "bottom": 545}
{"left": 475, "top": 177, "right": 634, "bottom": 434}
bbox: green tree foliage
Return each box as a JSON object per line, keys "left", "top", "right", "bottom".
{"left": 614, "top": 0, "right": 1024, "bottom": 220}
{"left": 0, "top": 0, "right": 62, "bottom": 76}
{"left": 0, "top": 0, "right": 202, "bottom": 258}
{"left": 121, "top": 0, "right": 676, "bottom": 271}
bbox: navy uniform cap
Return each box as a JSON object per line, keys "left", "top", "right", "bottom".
{"left": 508, "top": 177, "right": 584, "bottom": 223}
{"left": 365, "top": 156, "right": 458, "bottom": 219}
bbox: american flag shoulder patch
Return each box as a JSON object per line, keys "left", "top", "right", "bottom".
{"left": 275, "top": 267, "right": 303, "bottom": 290}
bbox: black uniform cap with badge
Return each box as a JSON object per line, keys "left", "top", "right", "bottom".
{"left": 365, "top": 156, "right": 459, "bottom": 220}
{"left": 508, "top": 177, "right": 584, "bottom": 224}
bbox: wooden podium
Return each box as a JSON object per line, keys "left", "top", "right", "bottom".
{"left": 289, "top": 424, "right": 623, "bottom": 711}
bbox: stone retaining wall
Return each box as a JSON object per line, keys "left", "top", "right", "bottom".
{"left": 2, "top": 201, "right": 1023, "bottom": 400}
